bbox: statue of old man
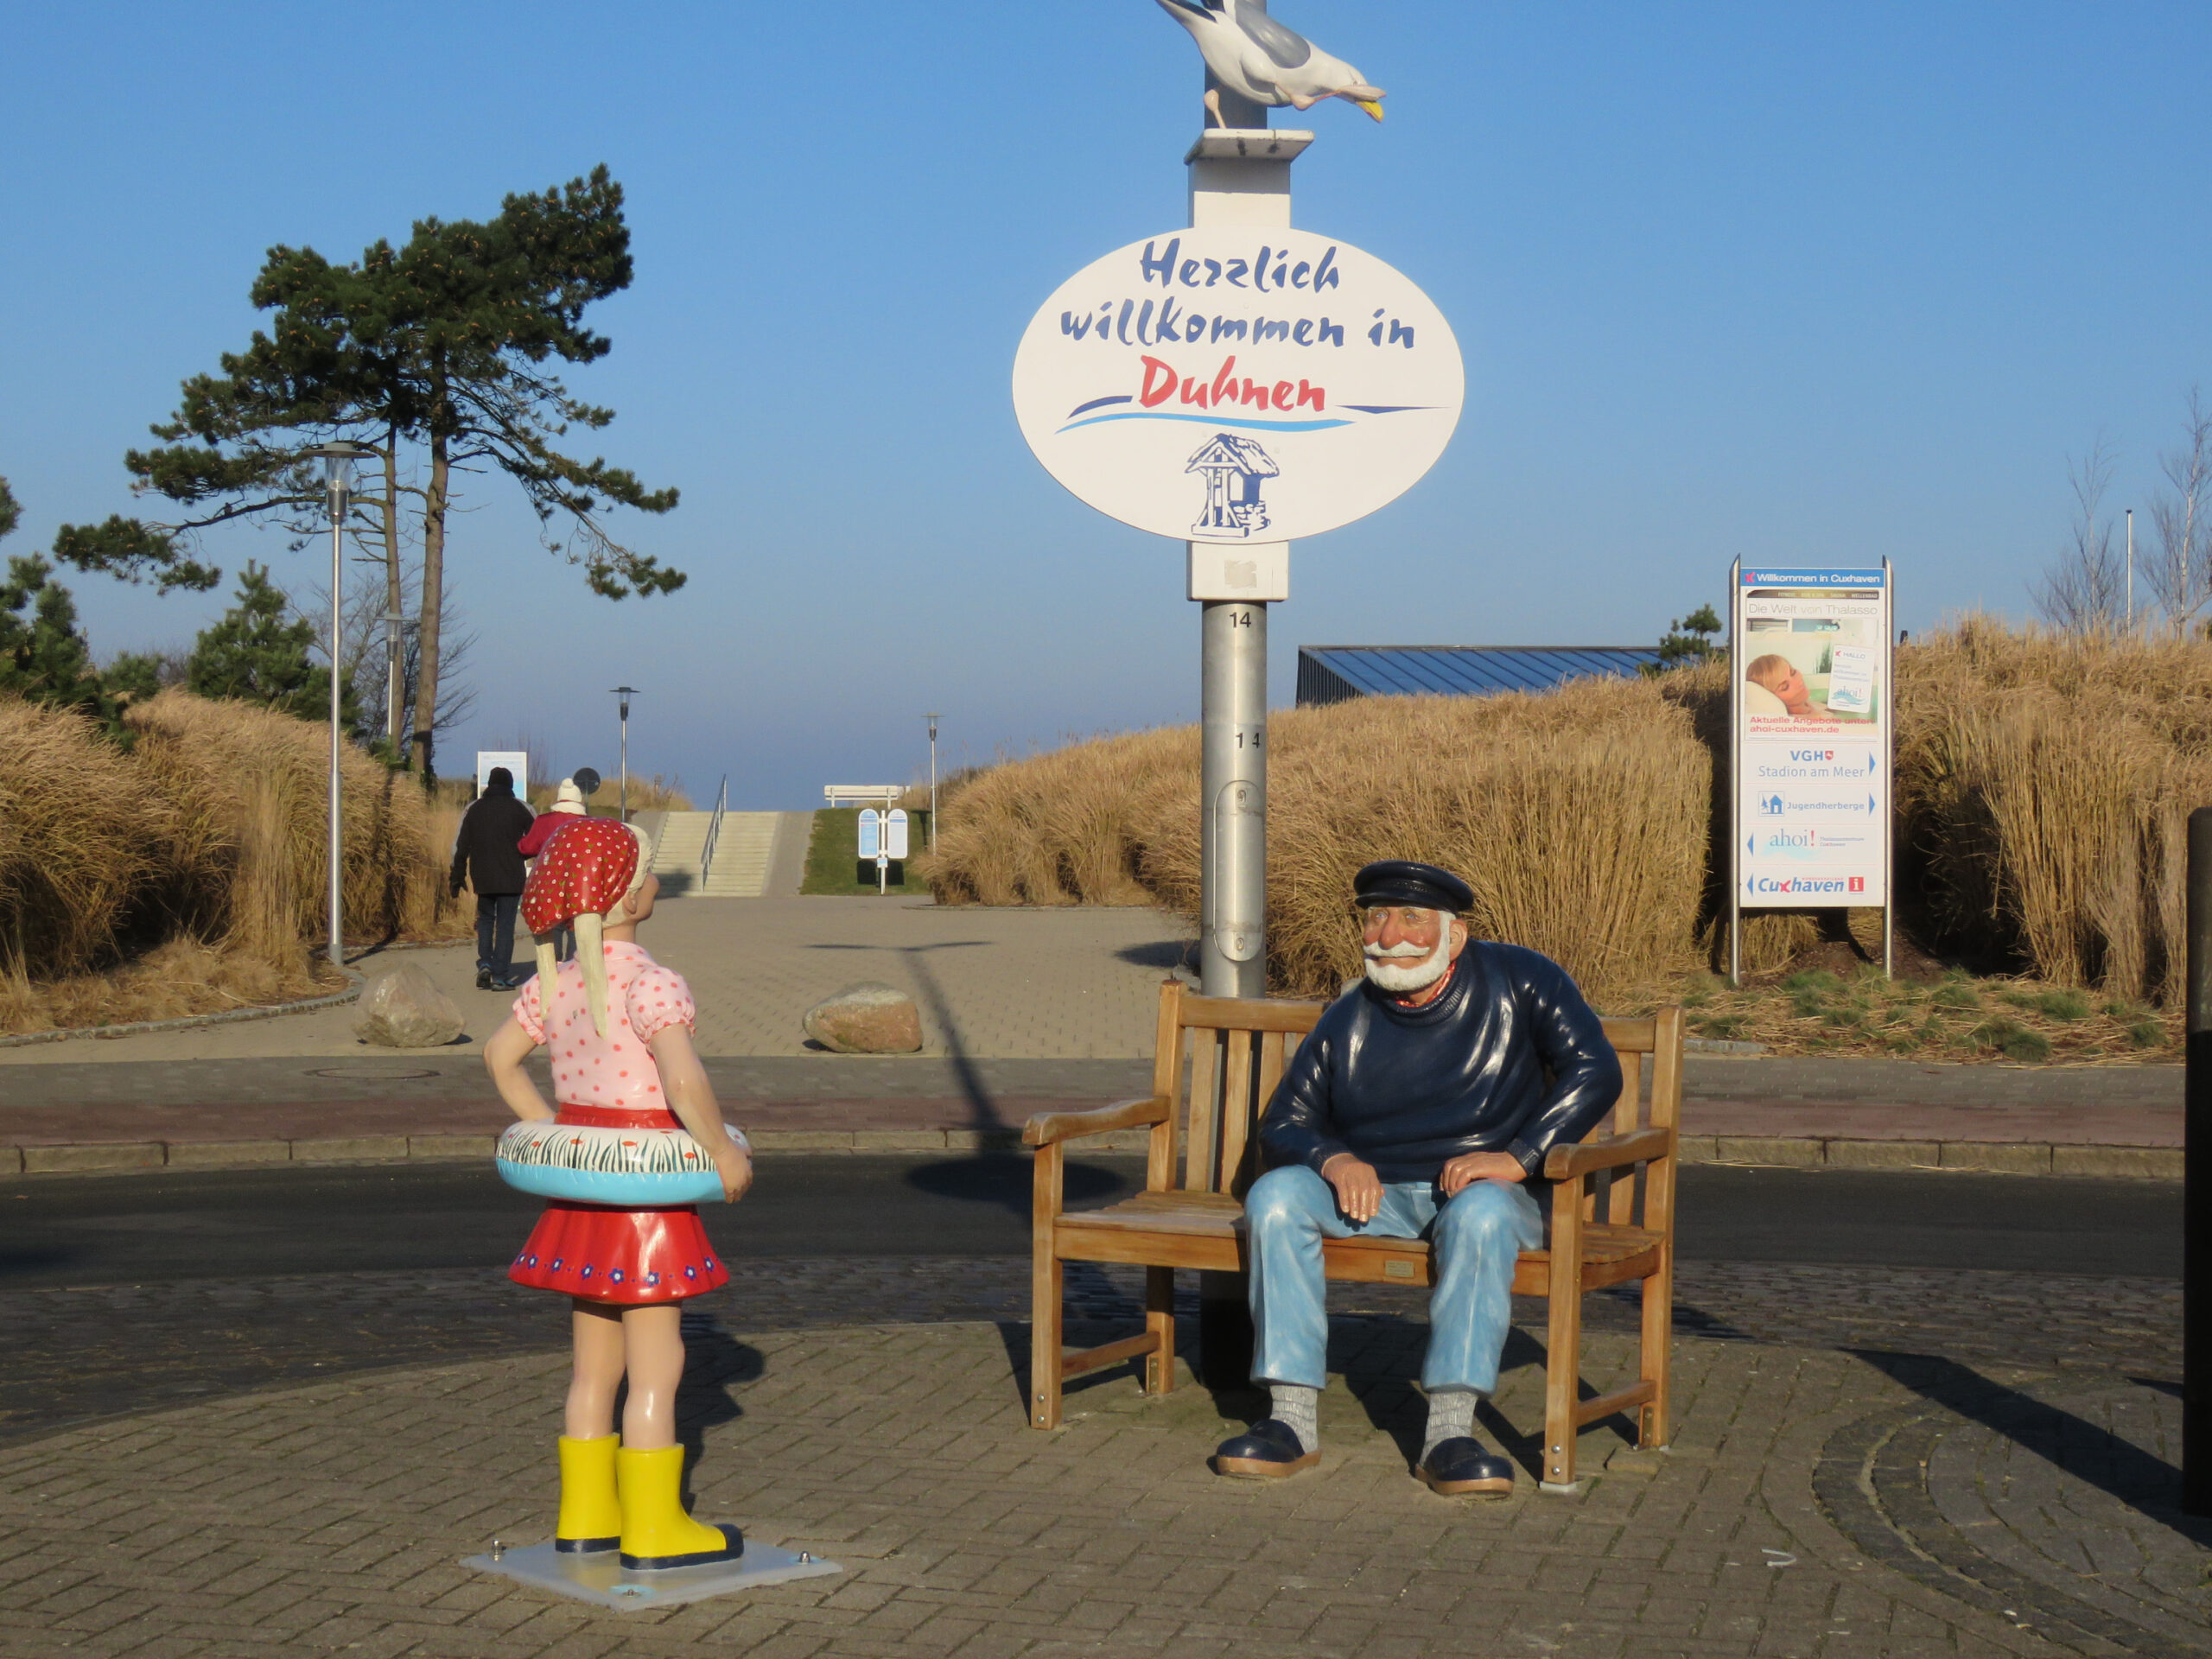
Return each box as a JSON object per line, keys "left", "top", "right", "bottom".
{"left": 1213, "top": 860, "right": 1621, "bottom": 1495}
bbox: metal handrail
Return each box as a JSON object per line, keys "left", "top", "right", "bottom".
{"left": 697, "top": 775, "right": 729, "bottom": 889}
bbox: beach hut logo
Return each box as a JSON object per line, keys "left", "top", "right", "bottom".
{"left": 1186, "top": 432, "right": 1279, "bottom": 537}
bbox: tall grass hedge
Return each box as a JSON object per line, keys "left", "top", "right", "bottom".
{"left": 0, "top": 689, "right": 459, "bottom": 1013}
{"left": 921, "top": 621, "right": 2209, "bottom": 1007}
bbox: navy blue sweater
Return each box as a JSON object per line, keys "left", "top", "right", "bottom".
{"left": 1259, "top": 941, "right": 1622, "bottom": 1185}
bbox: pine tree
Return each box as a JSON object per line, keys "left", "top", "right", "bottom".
{"left": 1643, "top": 604, "right": 1726, "bottom": 676}
{"left": 51, "top": 165, "right": 680, "bottom": 779}
{"left": 0, "top": 475, "right": 121, "bottom": 729}
{"left": 187, "top": 562, "right": 357, "bottom": 726}
{"left": 103, "top": 651, "right": 182, "bottom": 706}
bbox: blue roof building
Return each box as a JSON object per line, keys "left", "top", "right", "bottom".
{"left": 1295, "top": 645, "right": 1666, "bottom": 708}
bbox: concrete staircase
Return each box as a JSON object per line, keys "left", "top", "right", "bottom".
{"left": 650, "top": 810, "right": 783, "bottom": 898}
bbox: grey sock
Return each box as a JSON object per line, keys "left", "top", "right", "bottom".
{"left": 1422, "top": 1388, "right": 1478, "bottom": 1458}
{"left": 1268, "top": 1384, "right": 1319, "bottom": 1453}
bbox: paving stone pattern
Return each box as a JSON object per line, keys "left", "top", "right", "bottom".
{"left": 4, "top": 1259, "right": 2183, "bottom": 1451}
{"left": 5, "top": 1306, "right": 2201, "bottom": 1659}
{"left": 0, "top": 900, "right": 1190, "bottom": 1066}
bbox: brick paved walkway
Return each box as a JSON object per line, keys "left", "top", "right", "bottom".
{"left": 3, "top": 1291, "right": 2201, "bottom": 1658}
{"left": 0, "top": 1257, "right": 2180, "bottom": 1449}
{"left": 0, "top": 896, "right": 2183, "bottom": 1178}
{"left": 0, "top": 900, "right": 1189, "bottom": 1065}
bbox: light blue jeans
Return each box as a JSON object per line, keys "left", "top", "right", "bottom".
{"left": 1243, "top": 1164, "right": 1543, "bottom": 1393}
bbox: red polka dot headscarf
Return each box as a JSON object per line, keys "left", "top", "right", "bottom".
{"left": 523, "top": 817, "right": 654, "bottom": 1038}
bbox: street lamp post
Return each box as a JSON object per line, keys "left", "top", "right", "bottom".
{"left": 307, "top": 443, "right": 368, "bottom": 970}
{"left": 383, "top": 607, "right": 405, "bottom": 749}
{"left": 923, "top": 713, "right": 941, "bottom": 850}
{"left": 609, "top": 686, "right": 639, "bottom": 822}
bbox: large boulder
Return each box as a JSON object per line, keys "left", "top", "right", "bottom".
{"left": 803, "top": 982, "right": 924, "bottom": 1054}
{"left": 354, "top": 962, "right": 466, "bottom": 1049}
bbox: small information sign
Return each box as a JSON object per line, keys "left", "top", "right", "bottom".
{"left": 476, "top": 750, "right": 528, "bottom": 799}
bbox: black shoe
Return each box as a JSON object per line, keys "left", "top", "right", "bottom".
{"left": 1415, "top": 1436, "right": 1515, "bottom": 1497}
{"left": 1211, "top": 1418, "right": 1319, "bottom": 1479}
{"left": 475, "top": 970, "right": 496, "bottom": 990}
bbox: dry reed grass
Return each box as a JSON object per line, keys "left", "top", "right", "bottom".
{"left": 923, "top": 619, "right": 2212, "bottom": 1022}
{"left": 924, "top": 679, "right": 1711, "bottom": 1004}
{"left": 921, "top": 727, "right": 1193, "bottom": 908}
{"left": 0, "top": 688, "right": 467, "bottom": 1033}
{"left": 124, "top": 690, "right": 458, "bottom": 959}
{"left": 0, "top": 698, "right": 172, "bottom": 980}
{"left": 0, "top": 938, "right": 336, "bottom": 1036}
{"left": 1893, "top": 620, "right": 2212, "bottom": 1005}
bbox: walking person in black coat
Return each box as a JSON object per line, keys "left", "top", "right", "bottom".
{"left": 450, "top": 766, "right": 536, "bottom": 989}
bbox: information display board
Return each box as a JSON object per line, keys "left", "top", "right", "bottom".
{"left": 1730, "top": 564, "right": 1893, "bottom": 924}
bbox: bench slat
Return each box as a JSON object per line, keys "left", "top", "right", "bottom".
{"left": 1217, "top": 1031, "right": 1255, "bottom": 1194}
{"left": 1599, "top": 1015, "right": 1656, "bottom": 1054}
{"left": 1179, "top": 993, "right": 1330, "bottom": 1033}
{"left": 1183, "top": 1029, "right": 1219, "bottom": 1192}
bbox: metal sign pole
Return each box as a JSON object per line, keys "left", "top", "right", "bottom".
{"left": 1187, "top": 118, "right": 1301, "bottom": 1002}
{"left": 2190, "top": 807, "right": 2212, "bottom": 1513}
{"left": 326, "top": 467, "right": 346, "bottom": 969}
{"left": 1200, "top": 603, "right": 1268, "bottom": 998}
{"left": 1727, "top": 558, "right": 1742, "bottom": 986}
{"left": 1883, "top": 557, "right": 1896, "bottom": 981}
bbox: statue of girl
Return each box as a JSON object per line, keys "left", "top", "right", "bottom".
{"left": 484, "top": 817, "right": 753, "bottom": 1569}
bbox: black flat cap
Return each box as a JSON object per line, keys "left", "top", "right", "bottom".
{"left": 1354, "top": 860, "right": 1473, "bottom": 914}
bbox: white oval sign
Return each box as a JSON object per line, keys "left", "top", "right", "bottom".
{"left": 1014, "top": 228, "right": 1463, "bottom": 544}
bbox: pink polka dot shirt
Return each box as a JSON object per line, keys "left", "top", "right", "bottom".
{"left": 512, "top": 942, "right": 698, "bottom": 1110}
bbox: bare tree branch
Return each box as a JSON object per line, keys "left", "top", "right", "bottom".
{"left": 2032, "top": 437, "right": 2126, "bottom": 634}
{"left": 2143, "top": 386, "right": 2212, "bottom": 637}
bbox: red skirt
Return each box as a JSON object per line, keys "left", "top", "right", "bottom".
{"left": 507, "top": 1104, "right": 730, "bottom": 1305}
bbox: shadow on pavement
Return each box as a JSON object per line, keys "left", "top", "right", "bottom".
{"left": 1853, "top": 1349, "right": 2212, "bottom": 1544}
{"left": 1113, "top": 939, "right": 1195, "bottom": 972}
{"left": 673, "top": 1307, "right": 763, "bottom": 1507}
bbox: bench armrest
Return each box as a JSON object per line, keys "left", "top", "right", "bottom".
{"left": 1544, "top": 1126, "right": 1672, "bottom": 1181}
{"left": 1023, "top": 1096, "right": 1173, "bottom": 1147}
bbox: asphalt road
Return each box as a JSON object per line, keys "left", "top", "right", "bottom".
{"left": 0, "top": 1156, "right": 2183, "bottom": 1290}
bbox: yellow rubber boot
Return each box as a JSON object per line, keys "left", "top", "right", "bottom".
{"left": 615, "top": 1445, "right": 744, "bottom": 1571}
{"left": 555, "top": 1434, "right": 623, "bottom": 1554}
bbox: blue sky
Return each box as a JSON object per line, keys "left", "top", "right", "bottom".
{"left": 3, "top": 3, "right": 2207, "bottom": 806}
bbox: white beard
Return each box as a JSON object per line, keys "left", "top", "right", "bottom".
{"left": 1363, "top": 927, "right": 1454, "bottom": 995}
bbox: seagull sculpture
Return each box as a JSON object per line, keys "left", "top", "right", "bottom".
{"left": 1154, "top": 0, "right": 1386, "bottom": 125}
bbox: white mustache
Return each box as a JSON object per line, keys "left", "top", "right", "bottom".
{"left": 1363, "top": 941, "right": 1433, "bottom": 960}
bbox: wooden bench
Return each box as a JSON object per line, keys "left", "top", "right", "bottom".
{"left": 1025, "top": 978, "right": 1682, "bottom": 1488}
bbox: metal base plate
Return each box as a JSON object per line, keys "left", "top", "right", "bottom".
{"left": 464, "top": 1539, "right": 842, "bottom": 1611}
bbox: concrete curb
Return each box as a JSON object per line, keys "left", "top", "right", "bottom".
{"left": 0, "top": 1128, "right": 2181, "bottom": 1179}
{"left": 0, "top": 968, "right": 366, "bottom": 1050}
{"left": 3, "top": 1126, "right": 1060, "bottom": 1176}
{"left": 1674, "top": 1135, "right": 2181, "bottom": 1180}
